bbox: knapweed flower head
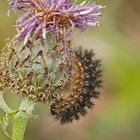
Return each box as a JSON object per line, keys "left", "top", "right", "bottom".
{"left": 0, "top": 42, "right": 102, "bottom": 123}
{"left": 9, "top": 0, "right": 103, "bottom": 43}
{"left": 0, "top": 0, "right": 104, "bottom": 123}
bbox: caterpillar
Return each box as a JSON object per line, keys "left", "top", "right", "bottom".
{"left": 50, "top": 47, "right": 102, "bottom": 123}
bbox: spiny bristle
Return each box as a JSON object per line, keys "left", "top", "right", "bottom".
{"left": 50, "top": 47, "right": 103, "bottom": 124}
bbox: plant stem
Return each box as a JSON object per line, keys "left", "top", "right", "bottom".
{"left": 12, "top": 99, "right": 35, "bottom": 140}
{"left": 0, "top": 91, "right": 11, "bottom": 113}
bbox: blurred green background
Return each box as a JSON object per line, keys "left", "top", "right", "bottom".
{"left": 0, "top": 0, "right": 140, "bottom": 140}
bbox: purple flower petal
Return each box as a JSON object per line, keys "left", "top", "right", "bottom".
{"left": 8, "top": 0, "right": 104, "bottom": 40}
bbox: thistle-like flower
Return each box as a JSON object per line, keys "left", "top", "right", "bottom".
{"left": 0, "top": 0, "right": 103, "bottom": 123}
{"left": 9, "top": 0, "right": 102, "bottom": 41}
